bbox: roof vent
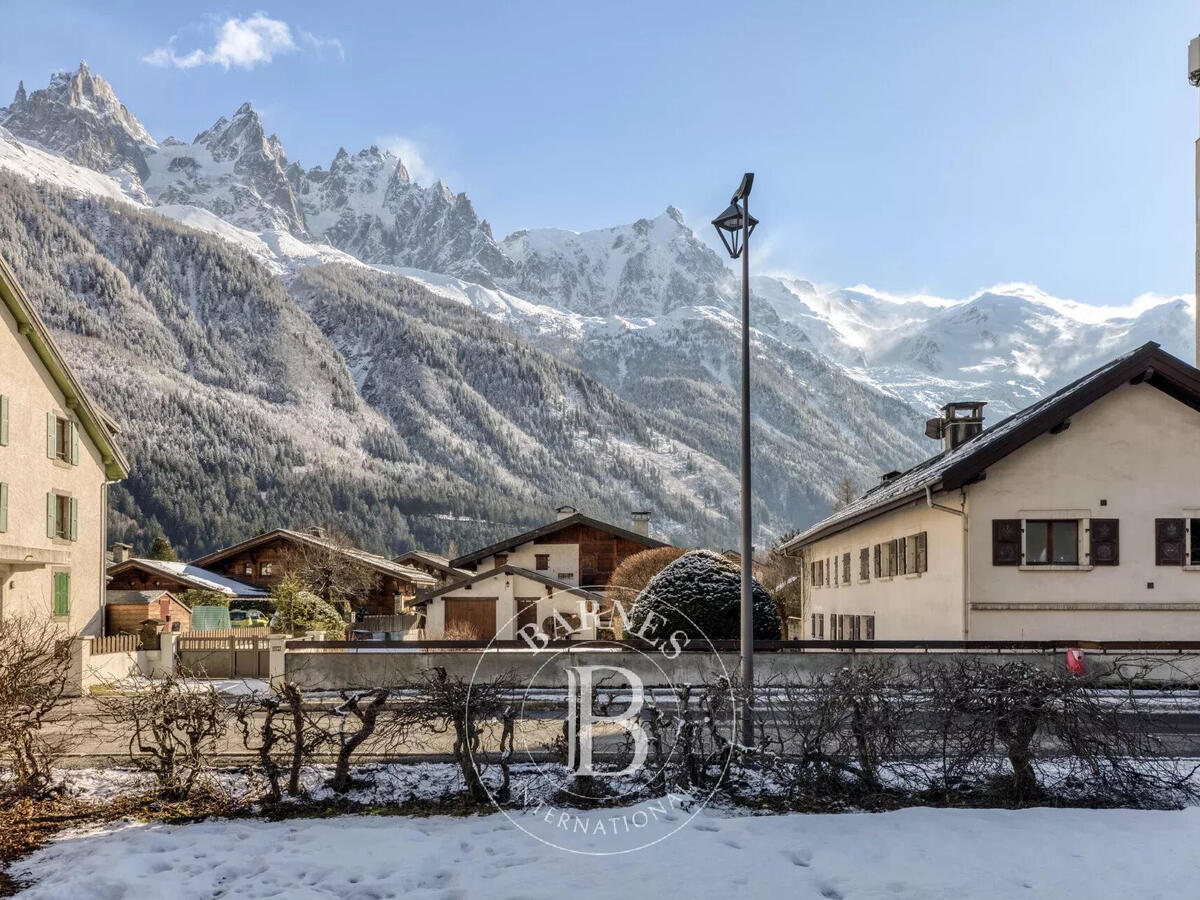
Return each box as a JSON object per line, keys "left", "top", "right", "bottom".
{"left": 880, "top": 470, "right": 902, "bottom": 484}
{"left": 555, "top": 505, "right": 577, "bottom": 520}
{"left": 927, "top": 401, "right": 986, "bottom": 451}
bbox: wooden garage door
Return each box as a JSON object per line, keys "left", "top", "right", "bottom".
{"left": 444, "top": 598, "right": 497, "bottom": 640}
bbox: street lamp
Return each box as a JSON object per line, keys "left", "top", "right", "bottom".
{"left": 712, "top": 172, "right": 757, "bottom": 747}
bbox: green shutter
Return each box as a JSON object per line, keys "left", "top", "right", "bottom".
{"left": 0, "top": 395, "right": 8, "bottom": 446}
{"left": 0, "top": 483, "right": 7, "bottom": 533}
{"left": 46, "top": 492, "right": 56, "bottom": 538}
{"left": 53, "top": 572, "right": 70, "bottom": 617}
{"left": 46, "top": 412, "right": 55, "bottom": 458}
{"left": 69, "top": 497, "right": 78, "bottom": 541}
{"left": 70, "top": 421, "right": 79, "bottom": 465}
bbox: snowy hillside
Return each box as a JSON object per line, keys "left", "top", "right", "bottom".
{"left": 0, "top": 62, "right": 1195, "bottom": 549}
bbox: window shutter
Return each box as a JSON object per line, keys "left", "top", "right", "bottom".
{"left": 842, "top": 552, "right": 850, "bottom": 584}
{"left": 46, "top": 412, "right": 55, "bottom": 459}
{"left": 1156, "top": 518, "right": 1186, "bottom": 566}
{"left": 69, "top": 497, "right": 78, "bottom": 541}
{"left": 1089, "top": 518, "right": 1119, "bottom": 566}
{"left": 859, "top": 547, "right": 870, "bottom": 581}
{"left": 0, "top": 482, "right": 7, "bottom": 533}
{"left": 993, "top": 519, "right": 1022, "bottom": 565}
{"left": 916, "top": 532, "right": 928, "bottom": 573}
{"left": 53, "top": 572, "right": 69, "bottom": 617}
{"left": 0, "top": 395, "right": 8, "bottom": 446}
{"left": 46, "top": 492, "right": 56, "bottom": 538}
{"left": 897, "top": 537, "right": 907, "bottom": 575}
{"left": 70, "top": 421, "right": 79, "bottom": 465}
{"left": 873, "top": 544, "right": 881, "bottom": 578}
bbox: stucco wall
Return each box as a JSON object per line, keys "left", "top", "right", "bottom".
{"left": 475, "top": 544, "right": 580, "bottom": 586}
{"left": 0, "top": 299, "right": 108, "bottom": 636}
{"left": 802, "top": 499, "right": 966, "bottom": 639}
{"left": 425, "top": 571, "right": 597, "bottom": 640}
{"left": 967, "top": 382, "right": 1200, "bottom": 640}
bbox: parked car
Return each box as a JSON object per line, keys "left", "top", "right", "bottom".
{"left": 229, "top": 609, "right": 269, "bottom": 629}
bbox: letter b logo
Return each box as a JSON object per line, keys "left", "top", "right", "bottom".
{"left": 566, "top": 665, "right": 648, "bottom": 777}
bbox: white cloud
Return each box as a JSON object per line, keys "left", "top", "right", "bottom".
{"left": 144, "top": 14, "right": 340, "bottom": 70}
{"left": 379, "top": 136, "right": 437, "bottom": 186}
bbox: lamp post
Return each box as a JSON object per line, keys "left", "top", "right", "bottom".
{"left": 712, "top": 173, "right": 758, "bottom": 747}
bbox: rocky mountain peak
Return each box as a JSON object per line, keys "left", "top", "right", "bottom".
{"left": 1, "top": 63, "right": 153, "bottom": 177}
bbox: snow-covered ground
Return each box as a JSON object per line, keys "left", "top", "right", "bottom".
{"left": 14, "top": 805, "right": 1200, "bottom": 899}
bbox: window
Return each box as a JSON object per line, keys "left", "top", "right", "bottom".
{"left": 260, "top": 562, "right": 273, "bottom": 576}
{"left": 1025, "top": 520, "right": 1079, "bottom": 566}
{"left": 46, "top": 493, "right": 77, "bottom": 541}
{"left": 242, "top": 562, "right": 253, "bottom": 576}
{"left": 873, "top": 544, "right": 882, "bottom": 578}
{"left": 52, "top": 571, "right": 70, "bottom": 617}
{"left": 859, "top": 548, "right": 870, "bottom": 581}
{"left": 904, "top": 532, "right": 928, "bottom": 574}
{"left": 1191, "top": 519, "right": 1200, "bottom": 566}
{"left": 535, "top": 554, "right": 550, "bottom": 571}
{"left": 810, "top": 613, "right": 824, "bottom": 639}
{"left": 494, "top": 553, "right": 509, "bottom": 569}
{"left": 863, "top": 615, "right": 875, "bottom": 640}
{"left": 849, "top": 616, "right": 862, "bottom": 640}
{"left": 887, "top": 539, "right": 899, "bottom": 577}
{"left": 46, "top": 413, "right": 77, "bottom": 465}
{"left": 842, "top": 552, "right": 851, "bottom": 584}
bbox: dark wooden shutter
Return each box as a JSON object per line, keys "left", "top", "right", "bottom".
{"left": 859, "top": 548, "right": 870, "bottom": 581}
{"left": 887, "top": 539, "right": 898, "bottom": 576}
{"left": 842, "top": 552, "right": 850, "bottom": 583}
{"left": 897, "top": 537, "right": 907, "bottom": 575}
{"left": 993, "top": 519, "right": 1021, "bottom": 566}
{"left": 915, "top": 532, "right": 928, "bottom": 572}
{"left": 1089, "top": 518, "right": 1119, "bottom": 566}
{"left": 1156, "top": 518, "right": 1185, "bottom": 566}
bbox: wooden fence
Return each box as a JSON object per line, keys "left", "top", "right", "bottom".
{"left": 179, "top": 634, "right": 270, "bottom": 678}
{"left": 91, "top": 633, "right": 138, "bottom": 655}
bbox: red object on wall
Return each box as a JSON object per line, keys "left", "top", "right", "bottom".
{"left": 1066, "top": 648, "right": 1086, "bottom": 674}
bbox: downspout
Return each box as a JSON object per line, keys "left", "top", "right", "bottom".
{"left": 926, "top": 485, "right": 970, "bottom": 640}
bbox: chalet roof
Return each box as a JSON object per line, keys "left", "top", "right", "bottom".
{"left": 105, "top": 589, "right": 178, "bottom": 606}
{"left": 783, "top": 342, "right": 1200, "bottom": 550}
{"left": 393, "top": 550, "right": 471, "bottom": 579}
{"left": 415, "top": 565, "right": 606, "bottom": 606}
{"left": 190, "top": 529, "right": 438, "bottom": 585}
{"left": 106, "top": 558, "right": 268, "bottom": 597}
{"left": 450, "top": 512, "right": 667, "bottom": 568}
{"left": 0, "top": 254, "right": 129, "bottom": 480}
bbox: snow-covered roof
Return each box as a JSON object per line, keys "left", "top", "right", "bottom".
{"left": 108, "top": 558, "right": 268, "bottom": 597}
{"left": 105, "top": 589, "right": 173, "bottom": 605}
{"left": 784, "top": 342, "right": 1200, "bottom": 550}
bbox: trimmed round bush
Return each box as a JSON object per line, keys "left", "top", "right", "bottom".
{"left": 627, "top": 549, "right": 781, "bottom": 641}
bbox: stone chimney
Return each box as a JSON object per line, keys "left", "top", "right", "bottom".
{"left": 307, "top": 525, "right": 327, "bottom": 539}
{"left": 110, "top": 542, "right": 132, "bottom": 564}
{"left": 555, "top": 505, "right": 577, "bottom": 521}
{"left": 925, "top": 401, "right": 986, "bottom": 452}
{"left": 631, "top": 510, "right": 652, "bottom": 537}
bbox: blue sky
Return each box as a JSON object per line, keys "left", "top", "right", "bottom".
{"left": 2, "top": 1, "right": 1198, "bottom": 306}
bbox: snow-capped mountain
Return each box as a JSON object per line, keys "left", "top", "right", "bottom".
{"left": 0, "top": 62, "right": 1194, "bottom": 552}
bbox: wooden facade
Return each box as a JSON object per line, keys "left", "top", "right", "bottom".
{"left": 538, "top": 522, "right": 651, "bottom": 588}
{"left": 192, "top": 530, "right": 436, "bottom": 618}
{"left": 105, "top": 590, "right": 192, "bottom": 635}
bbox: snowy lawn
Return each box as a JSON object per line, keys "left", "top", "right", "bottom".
{"left": 14, "top": 805, "right": 1200, "bottom": 899}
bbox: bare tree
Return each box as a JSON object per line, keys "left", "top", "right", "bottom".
{"left": 327, "top": 689, "right": 391, "bottom": 794}
{"left": 0, "top": 617, "right": 73, "bottom": 802}
{"left": 233, "top": 681, "right": 327, "bottom": 801}
{"left": 96, "top": 673, "right": 229, "bottom": 801}
{"left": 278, "top": 529, "right": 377, "bottom": 617}
{"left": 832, "top": 476, "right": 858, "bottom": 511}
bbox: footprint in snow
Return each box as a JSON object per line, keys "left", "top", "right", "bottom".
{"left": 691, "top": 822, "right": 720, "bottom": 832}
{"left": 782, "top": 849, "right": 812, "bottom": 868}
{"left": 819, "top": 885, "right": 843, "bottom": 900}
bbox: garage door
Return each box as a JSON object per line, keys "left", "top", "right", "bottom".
{"left": 443, "top": 597, "right": 498, "bottom": 640}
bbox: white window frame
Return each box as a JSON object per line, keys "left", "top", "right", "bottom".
{"left": 1016, "top": 510, "right": 1093, "bottom": 572}
{"left": 1181, "top": 509, "right": 1200, "bottom": 571}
